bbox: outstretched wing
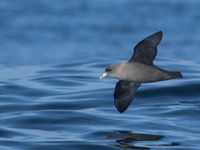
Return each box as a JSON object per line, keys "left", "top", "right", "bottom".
{"left": 129, "top": 31, "right": 162, "bottom": 65}
{"left": 114, "top": 80, "right": 141, "bottom": 113}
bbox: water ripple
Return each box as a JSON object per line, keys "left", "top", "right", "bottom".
{"left": 0, "top": 54, "right": 199, "bottom": 150}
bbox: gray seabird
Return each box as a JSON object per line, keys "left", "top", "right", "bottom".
{"left": 100, "top": 31, "right": 182, "bottom": 113}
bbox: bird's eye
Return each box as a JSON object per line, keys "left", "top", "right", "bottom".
{"left": 105, "top": 68, "right": 112, "bottom": 72}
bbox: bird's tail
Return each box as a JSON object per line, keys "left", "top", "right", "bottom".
{"left": 168, "top": 71, "right": 183, "bottom": 79}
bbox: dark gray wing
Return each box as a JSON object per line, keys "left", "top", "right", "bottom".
{"left": 129, "top": 31, "right": 162, "bottom": 65}
{"left": 114, "top": 80, "right": 141, "bottom": 113}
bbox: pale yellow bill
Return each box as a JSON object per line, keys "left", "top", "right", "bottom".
{"left": 100, "top": 73, "right": 107, "bottom": 79}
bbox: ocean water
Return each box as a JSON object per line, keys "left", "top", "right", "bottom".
{"left": 0, "top": 0, "right": 200, "bottom": 150}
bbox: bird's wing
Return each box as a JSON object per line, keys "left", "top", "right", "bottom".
{"left": 114, "top": 80, "right": 141, "bottom": 113}
{"left": 129, "top": 31, "right": 162, "bottom": 65}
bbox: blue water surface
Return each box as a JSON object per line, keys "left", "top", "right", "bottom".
{"left": 0, "top": 0, "right": 200, "bottom": 150}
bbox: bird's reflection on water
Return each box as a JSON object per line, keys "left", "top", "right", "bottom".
{"left": 106, "top": 131, "right": 163, "bottom": 150}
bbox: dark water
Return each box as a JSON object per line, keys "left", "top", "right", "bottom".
{"left": 0, "top": 0, "right": 200, "bottom": 150}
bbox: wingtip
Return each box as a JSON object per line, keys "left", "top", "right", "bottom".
{"left": 145, "top": 30, "right": 163, "bottom": 46}
{"left": 118, "top": 108, "right": 126, "bottom": 113}
{"left": 156, "top": 30, "right": 163, "bottom": 37}
{"left": 115, "top": 102, "right": 127, "bottom": 113}
{"left": 114, "top": 98, "right": 128, "bottom": 113}
{"left": 153, "top": 30, "right": 163, "bottom": 38}
{"left": 158, "top": 30, "right": 162, "bottom": 34}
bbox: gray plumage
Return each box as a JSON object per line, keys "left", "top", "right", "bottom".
{"left": 100, "top": 31, "right": 183, "bottom": 113}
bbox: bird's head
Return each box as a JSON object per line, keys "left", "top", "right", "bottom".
{"left": 100, "top": 63, "right": 125, "bottom": 79}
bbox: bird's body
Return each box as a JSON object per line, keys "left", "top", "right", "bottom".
{"left": 111, "top": 62, "right": 181, "bottom": 83}
{"left": 100, "top": 31, "right": 183, "bottom": 113}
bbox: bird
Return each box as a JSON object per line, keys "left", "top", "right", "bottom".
{"left": 100, "top": 31, "right": 183, "bottom": 113}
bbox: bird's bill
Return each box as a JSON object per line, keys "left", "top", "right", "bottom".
{"left": 100, "top": 72, "right": 107, "bottom": 79}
